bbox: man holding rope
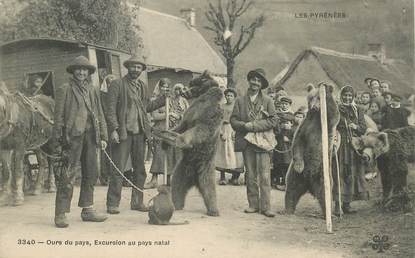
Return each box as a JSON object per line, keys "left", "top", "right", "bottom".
{"left": 104, "top": 54, "right": 168, "bottom": 215}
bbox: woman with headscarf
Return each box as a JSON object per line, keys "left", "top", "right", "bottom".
{"left": 145, "top": 80, "right": 188, "bottom": 188}
{"left": 333, "top": 85, "right": 369, "bottom": 216}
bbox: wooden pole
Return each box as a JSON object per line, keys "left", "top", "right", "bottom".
{"left": 319, "top": 85, "right": 333, "bottom": 233}
{"left": 164, "top": 96, "right": 170, "bottom": 185}
{"left": 334, "top": 144, "right": 342, "bottom": 218}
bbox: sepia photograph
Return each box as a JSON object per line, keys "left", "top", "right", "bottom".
{"left": 0, "top": 0, "right": 414, "bottom": 257}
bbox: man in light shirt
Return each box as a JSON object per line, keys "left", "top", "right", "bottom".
{"left": 230, "top": 68, "right": 278, "bottom": 217}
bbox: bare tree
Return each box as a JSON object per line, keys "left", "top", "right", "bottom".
{"left": 204, "top": 0, "right": 264, "bottom": 88}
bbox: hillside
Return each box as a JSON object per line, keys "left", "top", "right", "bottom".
{"left": 142, "top": 0, "right": 414, "bottom": 91}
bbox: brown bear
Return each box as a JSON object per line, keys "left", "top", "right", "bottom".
{"left": 165, "top": 71, "right": 224, "bottom": 216}
{"left": 352, "top": 126, "right": 415, "bottom": 212}
{"left": 285, "top": 83, "right": 340, "bottom": 215}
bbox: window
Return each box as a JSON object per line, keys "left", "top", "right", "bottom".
{"left": 24, "top": 71, "right": 55, "bottom": 98}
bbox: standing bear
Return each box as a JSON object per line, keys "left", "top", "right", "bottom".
{"left": 159, "top": 71, "right": 224, "bottom": 216}
{"left": 285, "top": 83, "right": 340, "bottom": 215}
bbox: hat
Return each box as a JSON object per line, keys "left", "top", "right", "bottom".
{"left": 123, "top": 54, "right": 147, "bottom": 70}
{"left": 382, "top": 91, "right": 392, "bottom": 97}
{"left": 173, "top": 83, "right": 185, "bottom": 91}
{"left": 66, "top": 56, "right": 96, "bottom": 74}
{"left": 279, "top": 113, "right": 294, "bottom": 123}
{"left": 390, "top": 93, "right": 401, "bottom": 102}
{"left": 247, "top": 68, "right": 269, "bottom": 89}
{"left": 279, "top": 96, "right": 292, "bottom": 104}
{"left": 364, "top": 77, "right": 374, "bottom": 84}
{"left": 340, "top": 85, "right": 355, "bottom": 96}
{"left": 224, "top": 88, "right": 237, "bottom": 97}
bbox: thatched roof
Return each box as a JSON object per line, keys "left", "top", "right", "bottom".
{"left": 138, "top": 8, "right": 226, "bottom": 76}
{"left": 273, "top": 47, "right": 414, "bottom": 96}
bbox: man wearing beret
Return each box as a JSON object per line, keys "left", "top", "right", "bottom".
{"left": 53, "top": 56, "right": 108, "bottom": 228}
{"left": 230, "top": 68, "right": 278, "bottom": 217}
{"left": 104, "top": 54, "right": 167, "bottom": 214}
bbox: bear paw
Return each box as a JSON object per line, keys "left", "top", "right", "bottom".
{"left": 293, "top": 158, "right": 304, "bottom": 173}
{"left": 207, "top": 209, "right": 220, "bottom": 217}
{"left": 175, "top": 136, "right": 192, "bottom": 149}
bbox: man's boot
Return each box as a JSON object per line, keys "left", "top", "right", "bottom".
{"left": 131, "top": 189, "right": 149, "bottom": 212}
{"left": 54, "top": 213, "right": 69, "bottom": 228}
{"left": 81, "top": 208, "right": 108, "bottom": 222}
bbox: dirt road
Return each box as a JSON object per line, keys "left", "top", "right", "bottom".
{"left": 0, "top": 169, "right": 413, "bottom": 258}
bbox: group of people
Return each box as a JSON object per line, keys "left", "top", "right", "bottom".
{"left": 357, "top": 78, "right": 411, "bottom": 131}
{"left": 6, "top": 54, "right": 414, "bottom": 226}
{"left": 52, "top": 54, "right": 171, "bottom": 228}
{"left": 215, "top": 69, "right": 414, "bottom": 218}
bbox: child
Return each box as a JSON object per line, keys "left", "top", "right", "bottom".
{"left": 358, "top": 91, "right": 371, "bottom": 113}
{"left": 371, "top": 88, "right": 386, "bottom": 110}
{"left": 272, "top": 113, "right": 295, "bottom": 191}
{"left": 277, "top": 96, "right": 293, "bottom": 114}
{"left": 367, "top": 100, "right": 383, "bottom": 130}
{"left": 382, "top": 93, "right": 410, "bottom": 130}
{"left": 382, "top": 91, "right": 392, "bottom": 107}
{"left": 292, "top": 109, "right": 305, "bottom": 133}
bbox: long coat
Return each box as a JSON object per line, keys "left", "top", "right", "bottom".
{"left": 104, "top": 76, "right": 165, "bottom": 140}
{"left": 230, "top": 92, "right": 279, "bottom": 152}
{"left": 54, "top": 78, "right": 108, "bottom": 144}
{"left": 334, "top": 104, "right": 368, "bottom": 202}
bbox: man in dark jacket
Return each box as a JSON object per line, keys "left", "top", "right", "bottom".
{"left": 53, "top": 56, "right": 108, "bottom": 228}
{"left": 104, "top": 55, "right": 166, "bottom": 214}
{"left": 230, "top": 68, "right": 278, "bottom": 217}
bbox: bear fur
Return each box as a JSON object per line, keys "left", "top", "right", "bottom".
{"left": 169, "top": 71, "right": 224, "bottom": 216}
{"left": 353, "top": 126, "right": 415, "bottom": 212}
{"left": 285, "top": 83, "right": 340, "bottom": 214}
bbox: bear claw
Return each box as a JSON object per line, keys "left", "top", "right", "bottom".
{"left": 207, "top": 210, "right": 220, "bottom": 216}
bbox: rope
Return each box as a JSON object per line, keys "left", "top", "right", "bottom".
{"left": 16, "top": 92, "right": 54, "bottom": 125}
{"left": 102, "top": 148, "right": 153, "bottom": 198}
{"left": 274, "top": 147, "right": 292, "bottom": 154}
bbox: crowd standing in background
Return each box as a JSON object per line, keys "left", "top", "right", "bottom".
{"left": 2, "top": 52, "right": 415, "bottom": 226}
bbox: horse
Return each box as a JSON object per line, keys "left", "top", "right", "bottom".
{"left": 0, "top": 82, "right": 54, "bottom": 206}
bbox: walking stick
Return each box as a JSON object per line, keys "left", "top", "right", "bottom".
{"left": 319, "top": 85, "right": 333, "bottom": 233}
{"left": 334, "top": 144, "right": 342, "bottom": 218}
{"left": 164, "top": 96, "right": 170, "bottom": 185}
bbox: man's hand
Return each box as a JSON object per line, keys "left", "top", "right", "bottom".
{"left": 244, "top": 122, "right": 253, "bottom": 131}
{"left": 170, "top": 112, "right": 180, "bottom": 120}
{"left": 283, "top": 136, "right": 290, "bottom": 142}
{"left": 101, "top": 141, "right": 107, "bottom": 150}
{"left": 349, "top": 123, "right": 358, "bottom": 130}
{"left": 110, "top": 130, "right": 120, "bottom": 144}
